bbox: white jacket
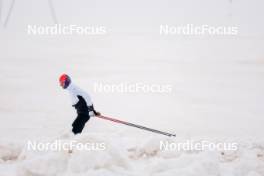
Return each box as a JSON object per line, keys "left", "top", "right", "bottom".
{"left": 66, "top": 83, "right": 93, "bottom": 106}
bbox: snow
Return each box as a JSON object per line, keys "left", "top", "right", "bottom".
{"left": 0, "top": 134, "right": 264, "bottom": 176}
{"left": 0, "top": 0, "right": 264, "bottom": 175}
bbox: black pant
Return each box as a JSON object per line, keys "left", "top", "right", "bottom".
{"left": 72, "top": 113, "right": 90, "bottom": 134}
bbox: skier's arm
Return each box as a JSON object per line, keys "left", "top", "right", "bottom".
{"left": 78, "top": 87, "right": 100, "bottom": 116}
{"left": 89, "top": 105, "right": 101, "bottom": 116}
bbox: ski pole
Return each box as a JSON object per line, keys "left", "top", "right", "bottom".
{"left": 96, "top": 115, "right": 176, "bottom": 137}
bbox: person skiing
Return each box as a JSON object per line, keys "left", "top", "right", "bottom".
{"left": 59, "top": 74, "right": 100, "bottom": 135}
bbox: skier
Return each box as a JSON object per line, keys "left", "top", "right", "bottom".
{"left": 59, "top": 74, "right": 100, "bottom": 135}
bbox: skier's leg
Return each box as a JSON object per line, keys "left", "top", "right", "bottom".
{"left": 72, "top": 115, "right": 82, "bottom": 134}
{"left": 72, "top": 114, "right": 90, "bottom": 134}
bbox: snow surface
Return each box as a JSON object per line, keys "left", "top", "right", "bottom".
{"left": 0, "top": 0, "right": 264, "bottom": 175}
{"left": 0, "top": 134, "right": 264, "bottom": 176}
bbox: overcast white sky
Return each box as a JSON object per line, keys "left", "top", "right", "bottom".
{"left": 0, "top": 0, "right": 264, "bottom": 36}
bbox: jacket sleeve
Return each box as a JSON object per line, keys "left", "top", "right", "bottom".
{"left": 81, "top": 91, "right": 93, "bottom": 106}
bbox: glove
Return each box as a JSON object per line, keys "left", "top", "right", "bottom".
{"left": 94, "top": 111, "right": 101, "bottom": 116}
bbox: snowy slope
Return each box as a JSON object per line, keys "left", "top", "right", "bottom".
{"left": 0, "top": 0, "right": 264, "bottom": 175}
{"left": 0, "top": 134, "right": 264, "bottom": 176}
